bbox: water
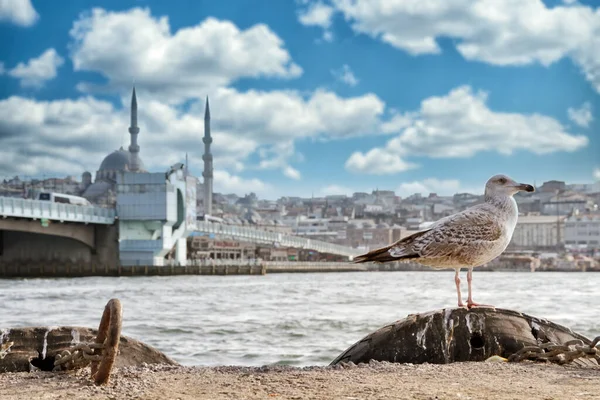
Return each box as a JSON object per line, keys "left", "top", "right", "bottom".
{"left": 0, "top": 271, "right": 598, "bottom": 367}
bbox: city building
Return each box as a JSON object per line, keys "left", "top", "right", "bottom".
{"left": 345, "top": 222, "right": 403, "bottom": 250}
{"left": 539, "top": 180, "right": 566, "bottom": 193}
{"left": 509, "top": 215, "right": 565, "bottom": 250}
{"left": 295, "top": 217, "right": 333, "bottom": 236}
{"left": 541, "top": 192, "right": 593, "bottom": 216}
{"left": 564, "top": 213, "right": 600, "bottom": 252}
{"left": 117, "top": 168, "right": 196, "bottom": 266}
{"left": 188, "top": 236, "right": 257, "bottom": 260}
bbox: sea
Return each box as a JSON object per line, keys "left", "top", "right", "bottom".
{"left": 1, "top": 271, "right": 598, "bottom": 367}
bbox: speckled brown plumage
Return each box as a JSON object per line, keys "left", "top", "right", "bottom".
{"left": 354, "top": 201, "right": 513, "bottom": 268}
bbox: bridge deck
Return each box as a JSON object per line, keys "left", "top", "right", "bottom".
{"left": 0, "top": 197, "right": 116, "bottom": 225}
{"left": 0, "top": 197, "right": 362, "bottom": 257}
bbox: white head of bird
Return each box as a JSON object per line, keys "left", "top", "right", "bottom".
{"left": 484, "top": 174, "right": 535, "bottom": 198}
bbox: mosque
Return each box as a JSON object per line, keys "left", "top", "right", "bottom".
{"left": 79, "top": 87, "right": 214, "bottom": 213}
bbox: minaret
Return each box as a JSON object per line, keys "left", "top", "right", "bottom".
{"left": 202, "top": 96, "right": 213, "bottom": 215}
{"left": 184, "top": 152, "right": 189, "bottom": 177}
{"left": 128, "top": 86, "right": 141, "bottom": 172}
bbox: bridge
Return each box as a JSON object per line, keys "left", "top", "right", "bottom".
{"left": 0, "top": 197, "right": 116, "bottom": 225}
{"left": 0, "top": 197, "right": 116, "bottom": 248}
{"left": 0, "top": 196, "right": 361, "bottom": 272}
{"left": 195, "top": 220, "right": 361, "bottom": 258}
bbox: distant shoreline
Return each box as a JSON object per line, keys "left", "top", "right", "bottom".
{"left": 1, "top": 261, "right": 598, "bottom": 279}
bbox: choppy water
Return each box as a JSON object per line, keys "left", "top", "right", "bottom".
{"left": 0, "top": 272, "right": 598, "bottom": 367}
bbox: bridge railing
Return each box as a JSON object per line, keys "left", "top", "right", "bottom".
{"left": 185, "top": 259, "right": 366, "bottom": 270}
{"left": 195, "top": 221, "right": 362, "bottom": 257}
{"left": 0, "top": 197, "right": 116, "bottom": 224}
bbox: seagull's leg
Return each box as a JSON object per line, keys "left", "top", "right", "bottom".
{"left": 466, "top": 267, "right": 493, "bottom": 308}
{"left": 454, "top": 268, "right": 465, "bottom": 308}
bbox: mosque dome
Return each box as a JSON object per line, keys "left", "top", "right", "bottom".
{"left": 98, "top": 147, "right": 145, "bottom": 172}
{"left": 99, "top": 148, "right": 131, "bottom": 172}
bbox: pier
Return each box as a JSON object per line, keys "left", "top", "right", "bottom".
{"left": 2, "top": 259, "right": 598, "bottom": 278}
{"left": 0, "top": 261, "right": 372, "bottom": 278}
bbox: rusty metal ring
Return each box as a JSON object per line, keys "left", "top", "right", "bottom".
{"left": 91, "top": 298, "right": 122, "bottom": 385}
{"left": 564, "top": 339, "right": 584, "bottom": 347}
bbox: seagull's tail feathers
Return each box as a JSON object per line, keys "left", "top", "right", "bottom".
{"left": 353, "top": 244, "right": 400, "bottom": 264}
{"left": 353, "top": 243, "right": 421, "bottom": 264}
{"left": 353, "top": 228, "right": 432, "bottom": 264}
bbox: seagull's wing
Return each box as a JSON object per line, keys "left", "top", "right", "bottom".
{"left": 354, "top": 205, "right": 505, "bottom": 264}
{"left": 402, "top": 206, "right": 504, "bottom": 261}
{"left": 353, "top": 228, "right": 432, "bottom": 263}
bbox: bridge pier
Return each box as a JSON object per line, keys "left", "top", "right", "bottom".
{"left": 0, "top": 225, "right": 119, "bottom": 278}
{"left": 0, "top": 197, "right": 119, "bottom": 277}
{"left": 92, "top": 224, "right": 119, "bottom": 271}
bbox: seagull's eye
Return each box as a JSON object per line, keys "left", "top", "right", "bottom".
{"left": 498, "top": 178, "right": 507, "bottom": 184}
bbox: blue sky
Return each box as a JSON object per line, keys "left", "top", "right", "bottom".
{"left": 0, "top": 0, "right": 598, "bottom": 199}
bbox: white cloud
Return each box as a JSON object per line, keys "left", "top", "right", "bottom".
{"left": 594, "top": 168, "right": 600, "bottom": 180}
{"left": 329, "top": 0, "right": 600, "bottom": 93}
{"left": 331, "top": 64, "right": 359, "bottom": 86}
{"left": 7, "top": 48, "right": 64, "bottom": 88}
{"left": 0, "top": 96, "right": 125, "bottom": 177}
{"left": 0, "top": 84, "right": 385, "bottom": 182}
{"left": 69, "top": 8, "right": 302, "bottom": 101}
{"left": 256, "top": 141, "right": 302, "bottom": 180}
{"left": 213, "top": 170, "right": 272, "bottom": 197}
{"left": 283, "top": 166, "right": 302, "bottom": 180}
{"left": 0, "top": 95, "right": 257, "bottom": 178}
{"left": 298, "top": 1, "right": 334, "bottom": 28}
{"left": 320, "top": 184, "right": 353, "bottom": 196}
{"left": 206, "top": 87, "right": 385, "bottom": 142}
{"left": 297, "top": 2, "right": 335, "bottom": 41}
{"left": 3, "top": 85, "right": 574, "bottom": 180}
{"left": 567, "top": 102, "right": 593, "bottom": 128}
{"left": 574, "top": 37, "right": 600, "bottom": 93}
{"left": 396, "top": 178, "right": 479, "bottom": 197}
{"left": 345, "top": 148, "right": 417, "bottom": 174}
{"left": 346, "top": 86, "right": 588, "bottom": 174}
{"left": 200, "top": 87, "right": 383, "bottom": 178}
{"left": 322, "top": 31, "right": 334, "bottom": 42}
{"left": 380, "top": 111, "right": 414, "bottom": 133}
{"left": 0, "top": 0, "right": 38, "bottom": 26}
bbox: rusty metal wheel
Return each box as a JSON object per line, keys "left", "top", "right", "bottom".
{"left": 91, "top": 298, "right": 122, "bottom": 385}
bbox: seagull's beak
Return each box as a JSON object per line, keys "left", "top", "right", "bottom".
{"left": 515, "top": 183, "right": 535, "bottom": 192}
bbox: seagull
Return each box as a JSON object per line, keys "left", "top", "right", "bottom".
{"left": 354, "top": 174, "right": 534, "bottom": 308}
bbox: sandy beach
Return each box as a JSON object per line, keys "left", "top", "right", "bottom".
{"left": 1, "top": 361, "right": 599, "bottom": 400}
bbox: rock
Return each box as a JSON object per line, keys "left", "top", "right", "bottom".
{"left": 0, "top": 326, "right": 178, "bottom": 373}
{"left": 330, "top": 307, "right": 598, "bottom": 365}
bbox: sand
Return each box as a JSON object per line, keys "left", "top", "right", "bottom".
{"left": 0, "top": 361, "right": 599, "bottom": 400}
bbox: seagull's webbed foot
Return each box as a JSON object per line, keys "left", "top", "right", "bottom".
{"left": 466, "top": 300, "right": 494, "bottom": 309}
